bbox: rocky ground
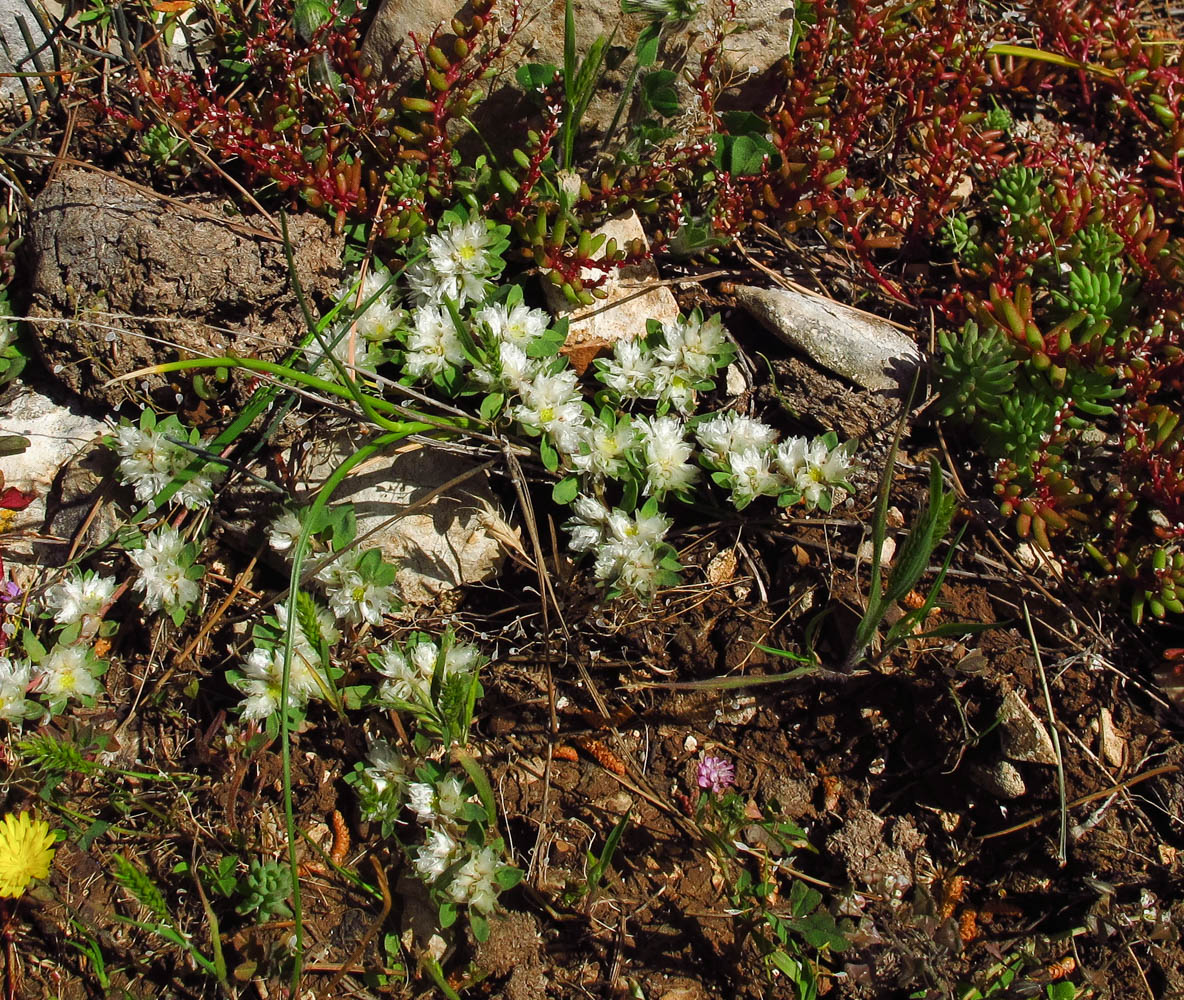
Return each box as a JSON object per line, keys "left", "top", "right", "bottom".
{"left": 0, "top": 1, "right": 1182, "bottom": 999}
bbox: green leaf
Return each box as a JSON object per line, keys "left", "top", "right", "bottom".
{"left": 711, "top": 133, "right": 778, "bottom": 176}
{"left": 636, "top": 22, "right": 660, "bottom": 66}
{"left": 470, "top": 912, "right": 490, "bottom": 942}
{"left": 552, "top": 475, "right": 580, "bottom": 505}
{"left": 496, "top": 865, "right": 524, "bottom": 890}
{"left": 540, "top": 437, "right": 560, "bottom": 473}
{"left": 479, "top": 392, "right": 505, "bottom": 422}
{"left": 641, "top": 70, "right": 680, "bottom": 116}
{"left": 517, "top": 62, "right": 558, "bottom": 90}
{"left": 0, "top": 435, "right": 30, "bottom": 456}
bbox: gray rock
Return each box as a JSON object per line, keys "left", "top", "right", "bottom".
{"left": 0, "top": 384, "right": 109, "bottom": 566}
{"left": 0, "top": 0, "right": 62, "bottom": 99}
{"left": 998, "top": 688, "right": 1058, "bottom": 766}
{"left": 232, "top": 433, "right": 507, "bottom": 606}
{"left": 730, "top": 284, "right": 923, "bottom": 392}
{"left": 362, "top": 0, "right": 792, "bottom": 143}
{"left": 25, "top": 169, "right": 343, "bottom": 408}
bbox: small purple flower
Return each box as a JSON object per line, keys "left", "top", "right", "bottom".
{"left": 696, "top": 755, "right": 735, "bottom": 794}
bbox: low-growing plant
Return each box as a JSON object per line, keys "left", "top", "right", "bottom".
{"left": 693, "top": 756, "right": 848, "bottom": 995}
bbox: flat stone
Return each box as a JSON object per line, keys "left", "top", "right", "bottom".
{"left": 0, "top": 0, "right": 63, "bottom": 99}
{"left": 998, "top": 688, "right": 1058, "bottom": 766}
{"left": 730, "top": 284, "right": 923, "bottom": 392}
{"left": 26, "top": 169, "right": 342, "bottom": 408}
{"left": 542, "top": 211, "right": 679, "bottom": 373}
{"left": 0, "top": 384, "right": 108, "bottom": 567}
{"left": 283, "top": 434, "right": 506, "bottom": 606}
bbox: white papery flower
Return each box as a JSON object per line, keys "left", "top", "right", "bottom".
{"left": 566, "top": 495, "right": 612, "bottom": 552}
{"left": 268, "top": 510, "right": 304, "bottom": 554}
{"left": 514, "top": 368, "right": 587, "bottom": 454}
{"left": 729, "top": 447, "right": 781, "bottom": 503}
{"left": 407, "top": 217, "right": 499, "bottom": 306}
{"left": 414, "top": 828, "right": 459, "bottom": 881}
{"left": 0, "top": 657, "right": 34, "bottom": 722}
{"left": 654, "top": 312, "right": 728, "bottom": 379}
{"left": 447, "top": 846, "right": 500, "bottom": 913}
{"left": 130, "top": 526, "right": 200, "bottom": 614}
{"left": 407, "top": 781, "right": 438, "bottom": 824}
{"left": 340, "top": 267, "right": 403, "bottom": 342}
{"left": 234, "top": 644, "right": 323, "bottom": 720}
{"left": 694, "top": 411, "right": 778, "bottom": 465}
{"left": 405, "top": 305, "right": 466, "bottom": 380}
{"left": 435, "top": 775, "right": 467, "bottom": 820}
{"left": 113, "top": 424, "right": 178, "bottom": 499}
{"left": 598, "top": 339, "right": 658, "bottom": 399}
{"left": 636, "top": 415, "right": 697, "bottom": 496}
{"left": 476, "top": 301, "right": 549, "bottom": 348}
{"left": 318, "top": 550, "right": 397, "bottom": 626}
{"left": 774, "top": 436, "right": 810, "bottom": 481}
{"left": 796, "top": 438, "right": 857, "bottom": 505}
{"left": 39, "top": 645, "right": 100, "bottom": 703}
{"left": 114, "top": 424, "right": 222, "bottom": 509}
{"left": 571, "top": 418, "right": 636, "bottom": 480}
{"left": 475, "top": 341, "right": 538, "bottom": 394}
{"left": 43, "top": 573, "right": 116, "bottom": 627}
{"left": 358, "top": 738, "right": 408, "bottom": 816}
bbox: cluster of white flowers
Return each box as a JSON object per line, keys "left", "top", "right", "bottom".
{"left": 232, "top": 602, "right": 338, "bottom": 721}
{"left": 566, "top": 495, "right": 676, "bottom": 596}
{"left": 266, "top": 508, "right": 399, "bottom": 639}
{"left": 350, "top": 732, "right": 505, "bottom": 916}
{"left": 373, "top": 633, "right": 483, "bottom": 710}
{"left": 0, "top": 642, "right": 106, "bottom": 723}
{"left": 405, "top": 216, "right": 502, "bottom": 308}
{"left": 0, "top": 656, "right": 36, "bottom": 723}
{"left": 43, "top": 572, "right": 117, "bottom": 631}
{"left": 321, "top": 266, "right": 407, "bottom": 374}
{"left": 695, "top": 412, "right": 857, "bottom": 510}
{"left": 315, "top": 550, "right": 398, "bottom": 627}
{"left": 596, "top": 312, "right": 732, "bottom": 412}
{"left": 112, "top": 419, "right": 223, "bottom": 510}
{"left": 129, "top": 525, "right": 201, "bottom": 616}
{"left": 39, "top": 644, "right": 101, "bottom": 704}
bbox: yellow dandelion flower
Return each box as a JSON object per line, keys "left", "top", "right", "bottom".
{"left": 0, "top": 812, "right": 57, "bottom": 897}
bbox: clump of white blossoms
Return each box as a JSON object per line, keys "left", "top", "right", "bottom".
{"left": 316, "top": 548, "right": 398, "bottom": 627}
{"left": 404, "top": 213, "right": 509, "bottom": 308}
{"left": 229, "top": 596, "right": 340, "bottom": 723}
{"left": 129, "top": 525, "right": 203, "bottom": 621}
{"left": 372, "top": 629, "right": 485, "bottom": 726}
{"left": 566, "top": 495, "right": 679, "bottom": 597}
{"left": 695, "top": 412, "right": 857, "bottom": 511}
{"left": 0, "top": 656, "right": 37, "bottom": 723}
{"left": 350, "top": 738, "right": 409, "bottom": 833}
{"left": 37, "top": 643, "right": 103, "bottom": 707}
{"left": 321, "top": 265, "right": 407, "bottom": 374}
{"left": 404, "top": 304, "right": 467, "bottom": 380}
{"left": 112, "top": 413, "right": 223, "bottom": 510}
{"left": 43, "top": 572, "right": 117, "bottom": 629}
{"left": 595, "top": 311, "right": 735, "bottom": 414}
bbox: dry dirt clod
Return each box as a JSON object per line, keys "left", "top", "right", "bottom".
{"left": 969, "top": 759, "right": 1027, "bottom": 799}
{"left": 26, "top": 169, "right": 343, "bottom": 409}
{"left": 998, "top": 688, "right": 1058, "bottom": 766}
